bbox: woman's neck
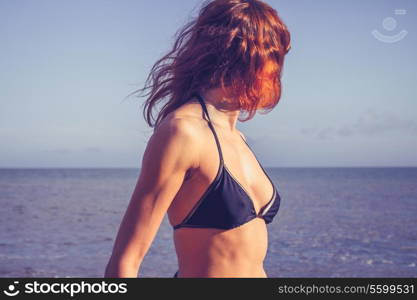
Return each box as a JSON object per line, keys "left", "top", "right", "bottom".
{"left": 200, "top": 88, "right": 240, "bottom": 133}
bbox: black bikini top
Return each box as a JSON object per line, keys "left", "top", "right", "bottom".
{"left": 173, "top": 93, "right": 281, "bottom": 230}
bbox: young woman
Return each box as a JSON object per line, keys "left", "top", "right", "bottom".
{"left": 104, "top": 0, "right": 291, "bottom": 278}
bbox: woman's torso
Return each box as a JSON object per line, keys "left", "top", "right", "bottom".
{"left": 166, "top": 94, "right": 279, "bottom": 277}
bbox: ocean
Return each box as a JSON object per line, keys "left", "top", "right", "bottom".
{"left": 0, "top": 167, "right": 416, "bottom": 277}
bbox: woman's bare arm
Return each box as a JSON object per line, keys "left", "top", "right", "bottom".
{"left": 104, "top": 117, "right": 200, "bottom": 277}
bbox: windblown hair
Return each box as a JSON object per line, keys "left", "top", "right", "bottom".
{"left": 130, "top": 0, "right": 291, "bottom": 128}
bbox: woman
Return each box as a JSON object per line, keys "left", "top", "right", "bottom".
{"left": 104, "top": 0, "right": 291, "bottom": 278}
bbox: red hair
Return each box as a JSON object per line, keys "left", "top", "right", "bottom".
{"left": 129, "top": 0, "right": 291, "bottom": 128}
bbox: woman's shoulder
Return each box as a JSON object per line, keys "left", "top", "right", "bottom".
{"left": 152, "top": 106, "right": 205, "bottom": 147}
{"left": 157, "top": 102, "right": 205, "bottom": 133}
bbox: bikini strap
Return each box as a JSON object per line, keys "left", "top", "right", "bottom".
{"left": 194, "top": 93, "right": 224, "bottom": 164}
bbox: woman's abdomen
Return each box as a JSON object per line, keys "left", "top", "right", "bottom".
{"left": 173, "top": 218, "right": 269, "bottom": 277}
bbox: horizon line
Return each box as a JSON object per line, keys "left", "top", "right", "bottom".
{"left": 0, "top": 166, "right": 416, "bottom": 169}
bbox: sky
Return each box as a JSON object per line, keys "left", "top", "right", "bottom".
{"left": 0, "top": 0, "right": 416, "bottom": 168}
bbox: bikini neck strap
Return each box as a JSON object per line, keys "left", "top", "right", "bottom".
{"left": 193, "top": 92, "right": 212, "bottom": 123}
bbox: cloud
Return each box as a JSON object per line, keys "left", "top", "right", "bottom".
{"left": 317, "top": 127, "right": 335, "bottom": 140}
{"left": 336, "top": 126, "right": 353, "bottom": 137}
{"left": 84, "top": 147, "right": 101, "bottom": 153}
{"left": 348, "top": 109, "right": 417, "bottom": 136}
{"left": 43, "top": 147, "right": 102, "bottom": 154}
{"left": 300, "top": 126, "right": 336, "bottom": 140}
{"left": 300, "top": 108, "right": 417, "bottom": 140}
{"left": 47, "top": 148, "right": 73, "bottom": 154}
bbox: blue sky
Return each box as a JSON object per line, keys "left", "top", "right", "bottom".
{"left": 0, "top": 0, "right": 416, "bottom": 168}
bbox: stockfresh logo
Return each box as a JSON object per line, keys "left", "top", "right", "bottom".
{"left": 3, "top": 281, "right": 20, "bottom": 297}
